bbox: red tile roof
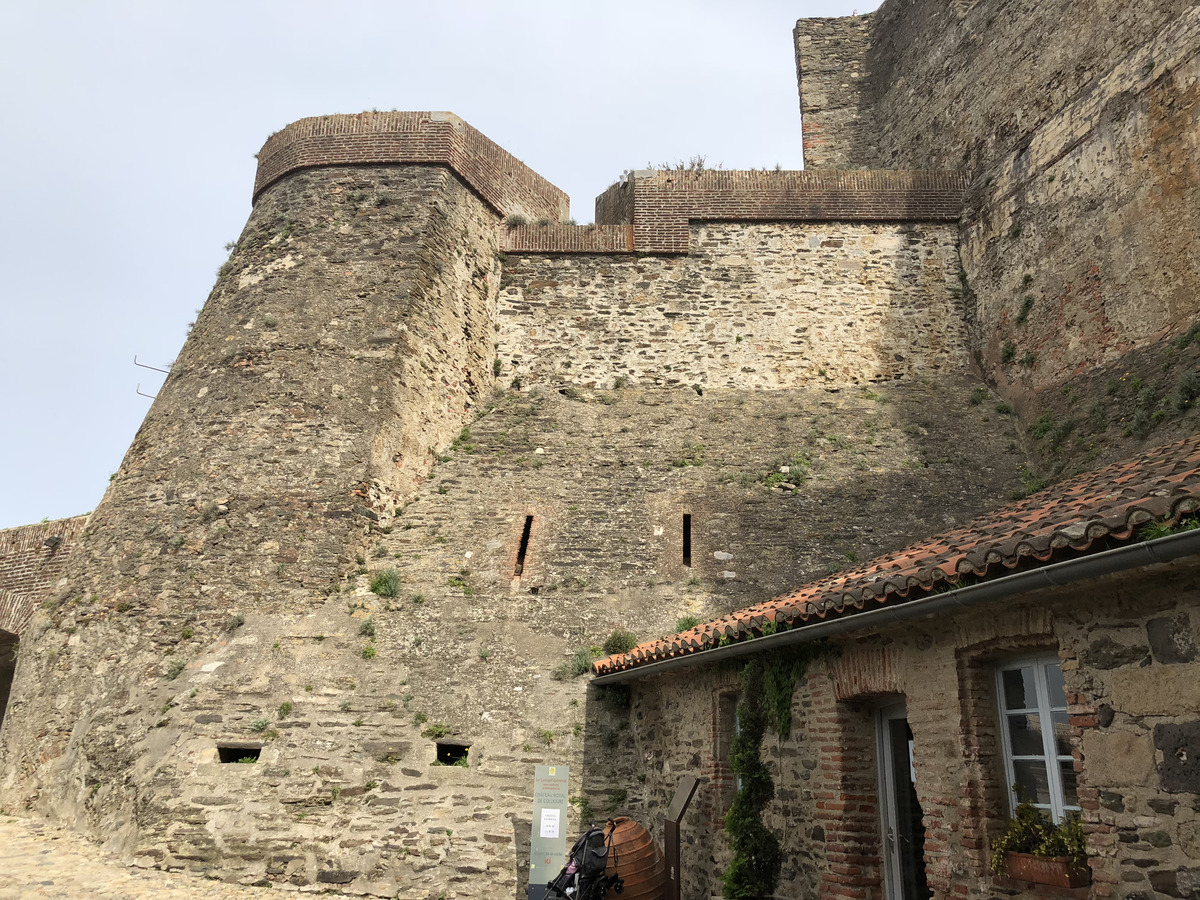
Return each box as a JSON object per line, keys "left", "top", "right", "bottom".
{"left": 594, "top": 435, "right": 1200, "bottom": 676}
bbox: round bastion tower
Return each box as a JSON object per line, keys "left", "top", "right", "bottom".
{"left": 0, "top": 112, "right": 583, "bottom": 896}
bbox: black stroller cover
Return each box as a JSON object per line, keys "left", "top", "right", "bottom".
{"left": 545, "top": 819, "right": 624, "bottom": 899}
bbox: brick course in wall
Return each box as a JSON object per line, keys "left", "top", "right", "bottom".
{"left": 0, "top": 517, "right": 85, "bottom": 635}
{"left": 502, "top": 223, "right": 633, "bottom": 253}
{"left": 253, "top": 111, "right": 569, "bottom": 222}
{"left": 588, "top": 169, "right": 967, "bottom": 255}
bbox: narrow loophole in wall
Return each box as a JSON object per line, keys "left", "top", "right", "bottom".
{"left": 217, "top": 745, "right": 261, "bottom": 764}
{"left": 683, "top": 514, "right": 692, "bottom": 568}
{"left": 436, "top": 740, "right": 471, "bottom": 766}
{"left": 0, "top": 630, "right": 17, "bottom": 733}
{"left": 514, "top": 515, "right": 534, "bottom": 576}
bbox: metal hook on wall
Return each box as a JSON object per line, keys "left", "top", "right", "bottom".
{"left": 134, "top": 355, "right": 171, "bottom": 375}
{"left": 136, "top": 383, "right": 158, "bottom": 399}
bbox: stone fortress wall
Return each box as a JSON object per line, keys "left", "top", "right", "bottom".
{"left": 0, "top": 107, "right": 1023, "bottom": 897}
{"left": 797, "top": 0, "right": 1200, "bottom": 481}
{"left": 0, "top": 1, "right": 1196, "bottom": 896}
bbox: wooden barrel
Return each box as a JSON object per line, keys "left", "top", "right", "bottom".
{"left": 605, "top": 816, "right": 665, "bottom": 900}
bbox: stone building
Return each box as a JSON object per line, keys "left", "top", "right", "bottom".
{"left": 1, "top": 1, "right": 1198, "bottom": 898}
{"left": 596, "top": 438, "right": 1200, "bottom": 899}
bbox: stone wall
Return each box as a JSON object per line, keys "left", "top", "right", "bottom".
{"left": 623, "top": 557, "right": 1200, "bottom": 899}
{"left": 500, "top": 222, "right": 970, "bottom": 390}
{"left": 794, "top": 1, "right": 1200, "bottom": 482}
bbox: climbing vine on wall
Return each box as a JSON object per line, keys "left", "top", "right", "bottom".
{"left": 723, "top": 642, "right": 831, "bottom": 899}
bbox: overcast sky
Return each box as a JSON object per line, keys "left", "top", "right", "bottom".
{"left": 0, "top": 0, "right": 878, "bottom": 530}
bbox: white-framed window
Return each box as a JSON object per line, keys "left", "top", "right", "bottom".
{"left": 995, "top": 654, "right": 1079, "bottom": 823}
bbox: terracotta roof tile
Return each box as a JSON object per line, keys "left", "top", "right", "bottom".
{"left": 595, "top": 435, "right": 1200, "bottom": 676}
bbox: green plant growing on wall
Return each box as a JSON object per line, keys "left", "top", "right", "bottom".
{"left": 370, "top": 569, "right": 401, "bottom": 598}
{"left": 723, "top": 659, "right": 781, "bottom": 899}
{"left": 552, "top": 647, "right": 596, "bottom": 680}
{"left": 675, "top": 615, "right": 701, "bottom": 632}
{"left": 724, "top": 645, "right": 830, "bottom": 899}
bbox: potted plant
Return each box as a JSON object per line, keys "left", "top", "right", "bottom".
{"left": 990, "top": 803, "right": 1089, "bottom": 888}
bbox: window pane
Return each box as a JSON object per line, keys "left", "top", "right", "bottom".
{"left": 1044, "top": 662, "right": 1066, "bottom": 708}
{"left": 1002, "top": 667, "right": 1036, "bottom": 710}
{"left": 1059, "top": 761, "right": 1079, "bottom": 808}
{"left": 1008, "top": 713, "right": 1045, "bottom": 755}
{"left": 1013, "top": 759, "right": 1051, "bottom": 806}
{"left": 1051, "top": 711, "right": 1073, "bottom": 756}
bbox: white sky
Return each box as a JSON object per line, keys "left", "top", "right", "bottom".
{"left": 0, "top": 0, "right": 879, "bottom": 529}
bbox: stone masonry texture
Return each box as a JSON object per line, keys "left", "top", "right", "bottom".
{"left": 795, "top": 0, "right": 1200, "bottom": 487}
{"left": 0, "top": 1, "right": 1198, "bottom": 897}
{"left": 0, "top": 134, "right": 1028, "bottom": 896}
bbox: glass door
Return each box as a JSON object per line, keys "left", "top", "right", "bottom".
{"left": 876, "top": 704, "right": 931, "bottom": 900}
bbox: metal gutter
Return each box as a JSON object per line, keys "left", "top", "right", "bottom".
{"left": 591, "top": 528, "right": 1200, "bottom": 685}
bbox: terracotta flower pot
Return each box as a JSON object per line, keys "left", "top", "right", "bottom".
{"left": 1004, "top": 851, "right": 1090, "bottom": 888}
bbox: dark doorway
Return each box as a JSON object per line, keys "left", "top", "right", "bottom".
{"left": 0, "top": 630, "right": 18, "bottom": 732}
{"left": 877, "top": 704, "right": 931, "bottom": 900}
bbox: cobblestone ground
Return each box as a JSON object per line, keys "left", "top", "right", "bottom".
{"left": 0, "top": 816, "right": 356, "bottom": 899}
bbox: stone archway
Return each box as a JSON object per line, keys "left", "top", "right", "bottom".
{"left": 0, "top": 589, "right": 36, "bottom": 734}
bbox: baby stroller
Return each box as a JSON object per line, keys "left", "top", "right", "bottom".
{"left": 545, "top": 819, "right": 624, "bottom": 899}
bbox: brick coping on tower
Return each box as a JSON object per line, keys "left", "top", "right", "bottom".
{"left": 252, "top": 111, "right": 570, "bottom": 223}
{"left": 254, "top": 111, "right": 966, "bottom": 256}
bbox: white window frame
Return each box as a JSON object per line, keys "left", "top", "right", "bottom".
{"left": 995, "top": 653, "right": 1079, "bottom": 823}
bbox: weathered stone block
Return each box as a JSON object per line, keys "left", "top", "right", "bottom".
{"left": 1150, "top": 866, "right": 1200, "bottom": 898}
{"left": 1081, "top": 636, "right": 1151, "bottom": 670}
{"left": 1148, "top": 614, "right": 1199, "bottom": 664}
{"left": 317, "top": 869, "right": 359, "bottom": 884}
{"left": 1082, "top": 730, "right": 1157, "bottom": 787}
{"left": 1114, "top": 664, "right": 1200, "bottom": 716}
{"left": 1156, "top": 721, "right": 1200, "bottom": 794}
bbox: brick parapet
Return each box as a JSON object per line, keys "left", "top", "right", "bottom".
{"left": 501, "top": 223, "right": 633, "bottom": 254}
{"left": 514, "top": 168, "right": 966, "bottom": 256}
{"left": 0, "top": 517, "right": 86, "bottom": 599}
{"left": 253, "top": 111, "right": 569, "bottom": 222}
{"left": 0, "top": 516, "right": 85, "bottom": 635}
{"left": 636, "top": 168, "right": 964, "bottom": 253}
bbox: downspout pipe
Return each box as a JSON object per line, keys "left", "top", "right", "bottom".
{"left": 591, "top": 528, "right": 1200, "bottom": 685}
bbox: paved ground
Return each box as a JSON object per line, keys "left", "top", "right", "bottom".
{"left": 0, "top": 816, "right": 356, "bottom": 899}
